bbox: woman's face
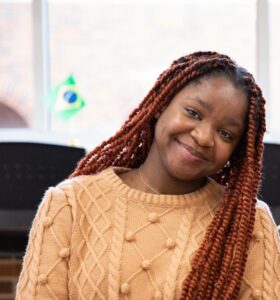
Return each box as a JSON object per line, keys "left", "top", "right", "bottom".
{"left": 153, "top": 75, "right": 248, "bottom": 181}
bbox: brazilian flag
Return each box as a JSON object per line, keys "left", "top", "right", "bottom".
{"left": 46, "top": 74, "right": 85, "bottom": 121}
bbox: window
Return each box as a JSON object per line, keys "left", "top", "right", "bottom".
{"left": 48, "top": 0, "right": 256, "bottom": 148}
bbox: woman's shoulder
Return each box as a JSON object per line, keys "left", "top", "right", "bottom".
{"left": 255, "top": 200, "right": 279, "bottom": 236}
{"left": 256, "top": 199, "right": 276, "bottom": 218}
{"left": 45, "top": 167, "right": 116, "bottom": 207}
{"left": 56, "top": 167, "right": 114, "bottom": 192}
{"left": 254, "top": 199, "right": 279, "bottom": 247}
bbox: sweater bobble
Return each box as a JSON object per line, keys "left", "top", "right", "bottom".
{"left": 148, "top": 212, "right": 160, "bottom": 223}
{"left": 42, "top": 216, "right": 53, "bottom": 227}
{"left": 253, "top": 231, "right": 264, "bottom": 240}
{"left": 252, "top": 289, "right": 262, "bottom": 299}
{"left": 120, "top": 282, "right": 130, "bottom": 294}
{"left": 59, "top": 248, "right": 70, "bottom": 259}
{"left": 154, "top": 290, "right": 163, "bottom": 300}
{"left": 37, "top": 274, "right": 48, "bottom": 285}
{"left": 125, "top": 231, "right": 136, "bottom": 242}
{"left": 141, "top": 259, "right": 151, "bottom": 270}
{"left": 165, "top": 238, "right": 176, "bottom": 249}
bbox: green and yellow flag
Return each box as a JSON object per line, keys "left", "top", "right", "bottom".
{"left": 46, "top": 74, "right": 85, "bottom": 121}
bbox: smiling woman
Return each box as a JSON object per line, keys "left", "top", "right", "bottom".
{"left": 16, "top": 52, "right": 280, "bottom": 300}
{"left": 149, "top": 75, "right": 248, "bottom": 185}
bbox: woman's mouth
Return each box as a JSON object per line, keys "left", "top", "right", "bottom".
{"left": 175, "top": 139, "right": 207, "bottom": 162}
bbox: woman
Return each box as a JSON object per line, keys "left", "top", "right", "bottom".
{"left": 16, "top": 51, "right": 280, "bottom": 299}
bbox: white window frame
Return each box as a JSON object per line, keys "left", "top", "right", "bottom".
{"left": 32, "top": 0, "right": 50, "bottom": 130}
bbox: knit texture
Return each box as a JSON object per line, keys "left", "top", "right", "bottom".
{"left": 15, "top": 167, "right": 280, "bottom": 299}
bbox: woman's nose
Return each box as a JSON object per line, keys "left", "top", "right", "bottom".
{"left": 190, "top": 123, "right": 214, "bottom": 147}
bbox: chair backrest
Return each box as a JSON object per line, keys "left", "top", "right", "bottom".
{"left": 259, "top": 142, "right": 280, "bottom": 224}
{"left": 0, "top": 142, "right": 86, "bottom": 256}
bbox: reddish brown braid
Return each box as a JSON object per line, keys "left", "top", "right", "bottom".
{"left": 70, "top": 51, "right": 266, "bottom": 300}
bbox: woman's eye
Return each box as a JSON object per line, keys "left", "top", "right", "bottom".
{"left": 185, "top": 108, "right": 200, "bottom": 120}
{"left": 219, "top": 129, "right": 233, "bottom": 141}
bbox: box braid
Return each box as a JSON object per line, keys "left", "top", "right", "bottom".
{"left": 70, "top": 51, "right": 266, "bottom": 300}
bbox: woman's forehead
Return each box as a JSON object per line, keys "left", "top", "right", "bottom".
{"left": 177, "top": 75, "right": 247, "bottom": 104}
{"left": 168, "top": 75, "right": 249, "bottom": 124}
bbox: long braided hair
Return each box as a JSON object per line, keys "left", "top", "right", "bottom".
{"left": 70, "top": 51, "right": 266, "bottom": 299}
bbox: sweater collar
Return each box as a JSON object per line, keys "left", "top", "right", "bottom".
{"left": 99, "top": 167, "right": 224, "bottom": 208}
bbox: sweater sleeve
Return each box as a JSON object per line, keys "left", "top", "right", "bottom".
{"left": 15, "top": 184, "right": 74, "bottom": 300}
{"left": 239, "top": 201, "right": 280, "bottom": 300}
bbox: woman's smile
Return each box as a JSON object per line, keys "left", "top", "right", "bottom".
{"left": 174, "top": 138, "right": 208, "bottom": 162}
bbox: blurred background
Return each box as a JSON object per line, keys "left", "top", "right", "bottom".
{"left": 1, "top": 0, "right": 279, "bottom": 146}
{"left": 0, "top": 0, "right": 279, "bottom": 299}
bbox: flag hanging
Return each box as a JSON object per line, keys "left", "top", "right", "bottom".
{"left": 46, "top": 74, "right": 85, "bottom": 121}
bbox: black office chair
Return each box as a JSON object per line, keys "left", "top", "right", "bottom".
{"left": 0, "top": 142, "right": 86, "bottom": 257}
{"left": 259, "top": 142, "right": 280, "bottom": 225}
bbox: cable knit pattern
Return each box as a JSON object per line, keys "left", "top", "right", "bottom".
{"left": 15, "top": 167, "right": 280, "bottom": 299}
{"left": 239, "top": 201, "right": 280, "bottom": 300}
{"left": 164, "top": 208, "right": 190, "bottom": 299}
{"left": 261, "top": 206, "right": 274, "bottom": 300}
{"left": 259, "top": 202, "right": 280, "bottom": 300}
{"left": 72, "top": 178, "right": 112, "bottom": 299}
{"left": 16, "top": 186, "right": 73, "bottom": 300}
{"left": 108, "top": 195, "right": 127, "bottom": 300}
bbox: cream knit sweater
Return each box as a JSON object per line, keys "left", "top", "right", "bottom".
{"left": 16, "top": 167, "right": 280, "bottom": 300}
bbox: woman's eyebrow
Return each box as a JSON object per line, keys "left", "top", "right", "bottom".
{"left": 223, "top": 116, "right": 242, "bottom": 129}
{"left": 186, "top": 97, "right": 212, "bottom": 111}
{"left": 185, "top": 97, "right": 243, "bottom": 129}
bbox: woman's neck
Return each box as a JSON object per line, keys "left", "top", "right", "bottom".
{"left": 139, "top": 158, "right": 206, "bottom": 195}
{"left": 119, "top": 149, "right": 207, "bottom": 195}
